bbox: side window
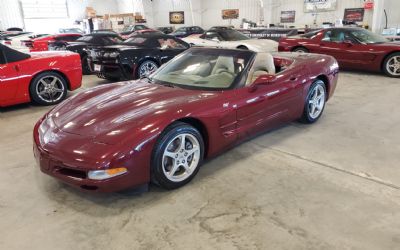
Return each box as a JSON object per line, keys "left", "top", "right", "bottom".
{"left": 158, "top": 38, "right": 188, "bottom": 49}
{"left": 322, "top": 30, "right": 346, "bottom": 43}
{"left": 0, "top": 49, "right": 6, "bottom": 64}
{"left": 204, "top": 32, "right": 219, "bottom": 41}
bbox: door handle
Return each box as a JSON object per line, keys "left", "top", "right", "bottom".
{"left": 289, "top": 76, "right": 298, "bottom": 81}
{"left": 246, "top": 96, "right": 265, "bottom": 105}
{"left": 13, "top": 65, "right": 20, "bottom": 72}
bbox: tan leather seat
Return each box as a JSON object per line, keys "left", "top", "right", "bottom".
{"left": 246, "top": 53, "right": 276, "bottom": 86}
{"left": 211, "top": 56, "right": 234, "bottom": 75}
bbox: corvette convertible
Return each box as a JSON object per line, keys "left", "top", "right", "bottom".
{"left": 183, "top": 27, "right": 278, "bottom": 52}
{"left": 87, "top": 33, "right": 189, "bottom": 81}
{"left": 279, "top": 27, "right": 400, "bottom": 77}
{"left": 33, "top": 48, "right": 338, "bottom": 192}
{"left": 0, "top": 44, "right": 82, "bottom": 107}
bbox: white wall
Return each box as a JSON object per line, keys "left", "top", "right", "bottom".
{"left": 0, "top": 0, "right": 24, "bottom": 30}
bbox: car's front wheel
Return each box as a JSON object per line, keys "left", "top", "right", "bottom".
{"left": 151, "top": 122, "right": 204, "bottom": 189}
{"left": 300, "top": 80, "right": 326, "bottom": 124}
{"left": 292, "top": 47, "right": 309, "bottom": 53}
{"left": 137, "top": 60, "right": 159, "bottom": 79}
{"left": 29, "top": 72, "right": 68, "bottom": 105}
{"left": 81, "top": 55, "right": 91, "bottom": 75}
{"left": 383, "top": 52, "right": 400, "bottom": 78}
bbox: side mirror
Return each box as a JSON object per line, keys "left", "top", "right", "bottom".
{"left": 250, "top": 74, "right": 277, "bottom": 91}
{"left": 343, "top": 40, "right": 353, "bottom": 46}
{"left": 211, "top": 37, "right": 220, "bottom": 43}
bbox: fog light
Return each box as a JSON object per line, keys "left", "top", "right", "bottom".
{"left": 88, "top": 167, "right": 127, "bottom": 180}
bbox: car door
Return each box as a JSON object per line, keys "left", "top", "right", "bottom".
{"left": 233, "top": 66, "right": 305, "bottom": 138}
{"left": 0, "top": 48, "right": 21, "bottom": 103}
{"left": 314, "top": 29, "right": 358, "bottom": 68}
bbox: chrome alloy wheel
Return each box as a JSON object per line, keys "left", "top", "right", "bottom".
{"left": 139, "top": 61, "right": 158, "bottom": 78}
{"left": 386, "top": 55, "right": 400, "bottom": 76}
{"left": 35, "top": 75, "right": 65, "bottom": 103}
{"left": 308, "top": 84, "right": 326, "bottom": 119}
{"left": 162, "top": 133, "right": 201, "bottom": 182}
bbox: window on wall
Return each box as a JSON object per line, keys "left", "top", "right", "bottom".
{"left": 21, "top": 0, "right": 68, "bottom": 19}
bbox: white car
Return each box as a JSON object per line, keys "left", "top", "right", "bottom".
{"left": 182, "top": 28, "right": 278, "bottom": 52}
{"left": 0, "top": 33, "right": 48, "bottom": 52}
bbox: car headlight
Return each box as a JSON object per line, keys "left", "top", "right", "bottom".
{"left": 87, "top": 167, "right": 128, "bottom": 180}
{"left": 38, "top": 117, "right": 57, "bottom": 145}
{"left": 103, "top": 52, "right": 119, "bottom": 58}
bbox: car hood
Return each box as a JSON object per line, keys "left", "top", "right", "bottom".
{"left": 49, "top": 80, "right": 217, "bottom": 144}
{"left": 236, "top": 39, "right": 278, "bottom": 52}
{"left": 94, "top": 44, "right": 144, "bottom": 51}
{"left": 368, "top": 42, "right": 400, "bottom": 47}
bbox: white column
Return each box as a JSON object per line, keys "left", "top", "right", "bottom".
{"left": 371, "top": 0, "right": 385, "bottom": 33}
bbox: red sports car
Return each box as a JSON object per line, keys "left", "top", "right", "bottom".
{"left": 29, "top": 33, "right": 82, "bottom": 52}
{"left": 33, "top": 48, "right": 338, "bottom": 192}
{"left": 279, "top": 27, "right": 400, "bottom": 77}
{"left": 0, "top": 44, "right": 82, "bottom": 107}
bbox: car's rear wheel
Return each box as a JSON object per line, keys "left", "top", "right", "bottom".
{"left": 137, "top": 60, "right": 159, "bottom": 79}
{"left": 292, "top": 47, "right": 309, "bottom": 53}
{"left": 300, "top": 80, "right": 326, "bottom": 124}
{"left": 151, "top": 122, "right": 204, "bottom": 189}
{"left": 383, "top": 52, "right": 400, "bottom": 78}
{"left": 29, "top": 72, "right": 68, "bottom": 105}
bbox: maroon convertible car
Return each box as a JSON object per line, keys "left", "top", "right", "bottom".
{"left": 33, "top": 48, "right": 338, "bottom": 192}
{"left": 279, "top": 27, "right": 400, "bottom": 77}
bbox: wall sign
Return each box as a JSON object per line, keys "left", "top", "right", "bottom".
{"left": 344, "top": 8, "right": 365, "bottom": 22}
{"left": 280, "top": 11, "right": 296, "bottom": 23}
{"left": 364, "top": 1, "right": 374, "bottom": 10}
{"left": 222, "top": 9, "right": 239, "bottom": 19}
{"left": 169, "top": 11, "right": 184, "bottom": 24}
{"left": 304, "top": 0, "right": 337, "bottom": 13}
{"left": 237, "top": 28, "right": 298, "bottom": 41}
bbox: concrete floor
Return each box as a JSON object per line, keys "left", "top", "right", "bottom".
{"left": 0, "top": 72, "right": 400, "bottom": 250}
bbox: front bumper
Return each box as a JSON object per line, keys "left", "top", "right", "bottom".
{"left": 88, "top": 58, "right": 134, "bottom": 80}
{"left": 32, "top": 122, "right": 147, "bottom": 192}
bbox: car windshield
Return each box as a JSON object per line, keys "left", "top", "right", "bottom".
{"left": 150, "top": 49, "right": 253, "bottom": 90}
{"left": 301, "top": 30, "right": 321, "bottom": 39}
{"left": 122, "top": 26, "right": 134, "bottom": 32}
{"left": 349, "top": 29, "right": 388, "bottom": 44}
{"left": 218, "top": 30, "right": 249, "bottom": 41}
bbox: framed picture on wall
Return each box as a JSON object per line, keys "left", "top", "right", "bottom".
{"left": 280, "top": 11, "right": 296, "bottom": 23}
{"left": 343, "top": 8, "right": 365, "bottom": 22}
{"left": 222, "top": 9, "right": 239, "bottom": 19}
{"left": 169, "top": 11, "right": 184, "bottom": 24}
{"left": 304, "top": 0, "right": 337, "bottom": 13}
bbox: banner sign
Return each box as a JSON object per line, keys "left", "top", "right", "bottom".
{"left": 304, "top": 0, "right": 337, "bottom": 12}
{"left": 280, "top": 11, "right": 296, "bottom": 23}
{"left": 237, "top": 28, "right": 298, "bottom": 41}
{"left": 343, "top": 8, "right": 365, "bottom": 22}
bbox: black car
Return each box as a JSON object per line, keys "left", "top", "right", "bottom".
{"left": 49, "top": 33, "right": 124, "bottom": 74}
{"left": 169, "top": 26, "right": 204, "bottom": 38}
{"left": 87, "top": 33, "right": 190, "bottom": 81}
{"left": 157, "top": 26, "right": 174, "bottom": 34}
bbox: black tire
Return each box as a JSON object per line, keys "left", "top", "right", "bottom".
{"left": 151, "top": 122, "right": 204, "bottom": 189}
{"left": 382, "top": 52, "right": 400, "bottom": 78}
{"left": 237, "top": 45, "right": 248, "bottom": 50}
{"left": 292, "top": 47, "right": 309, "bottom": 53}
{"left": 136, "top": 60, "right": 159, "bottom": 79}
{"left": 81, "top": 55, "right": 91, "bottom": 75}
{"left": 299, "top": 80, "right": 327, "bottom": 124}
{"left": 29, "top": 71, "right": 68, "bottom": 106}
